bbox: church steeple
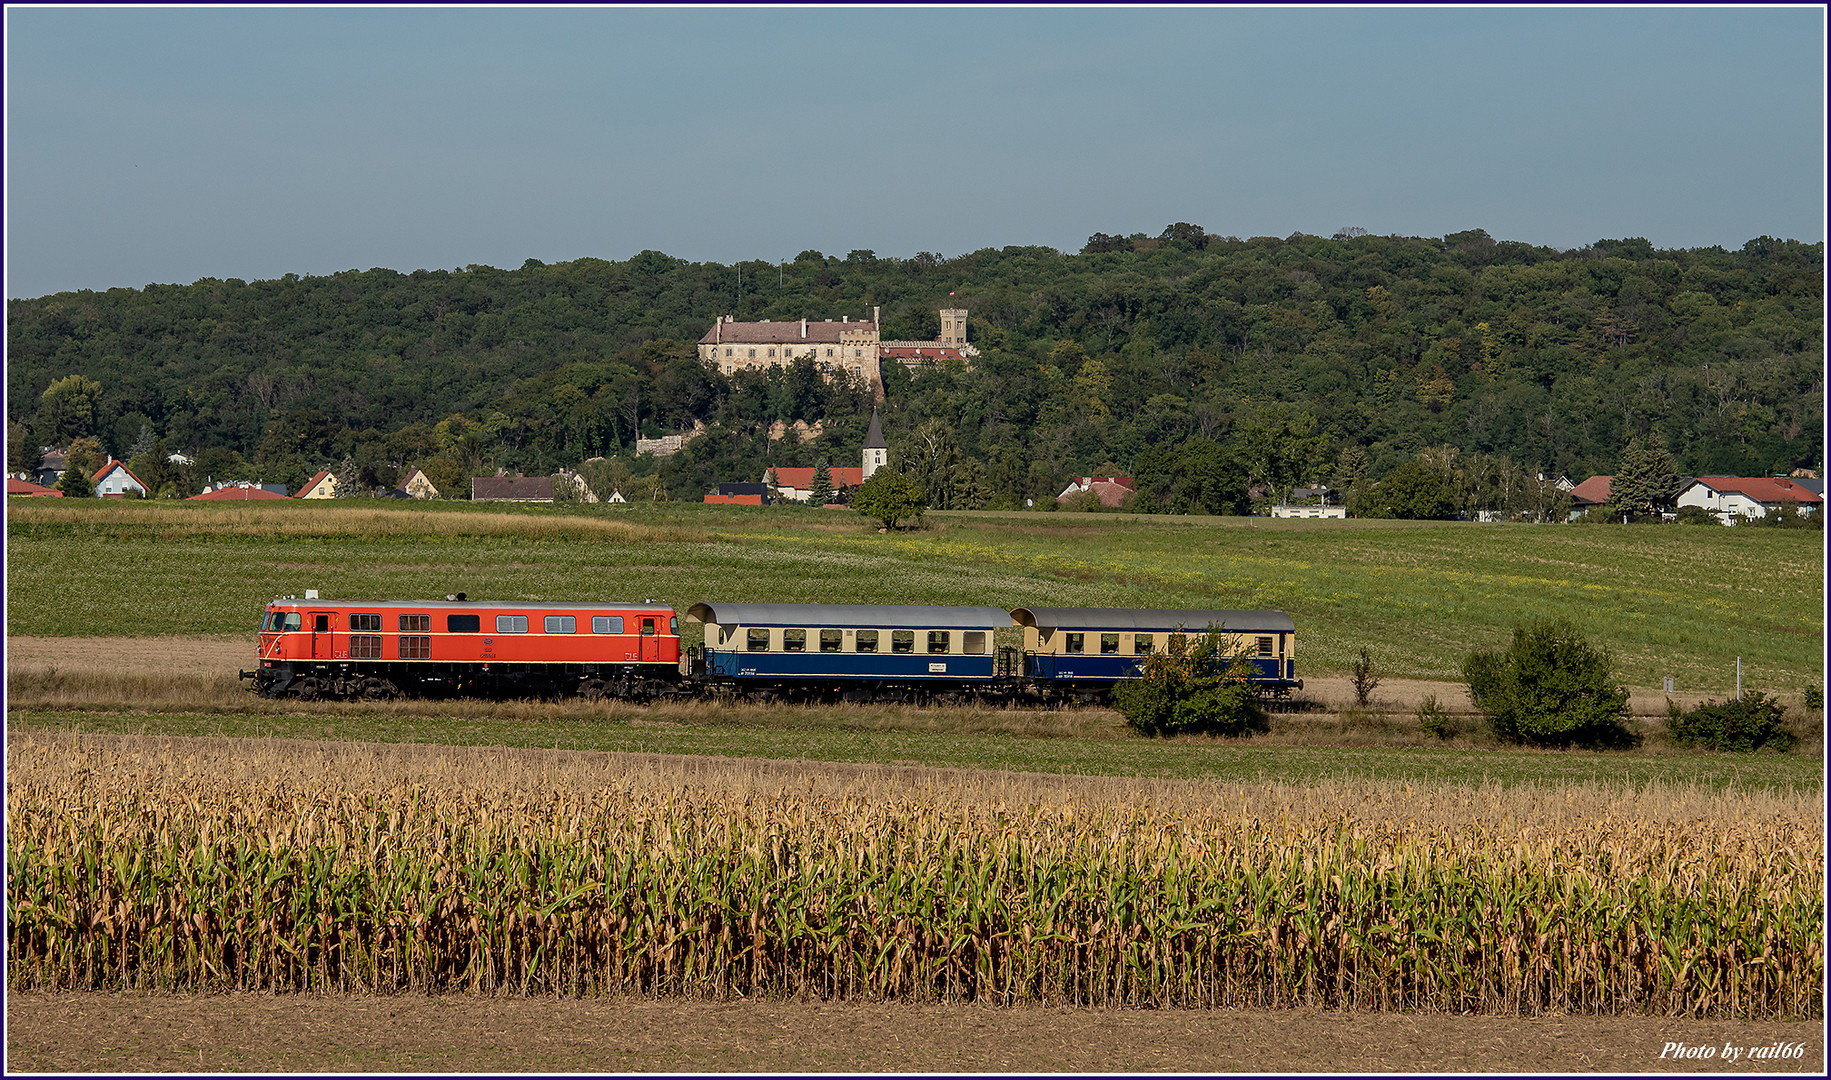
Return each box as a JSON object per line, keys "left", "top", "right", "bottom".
{"left": 862, "top": 409, "right": 888, "bottom": 480}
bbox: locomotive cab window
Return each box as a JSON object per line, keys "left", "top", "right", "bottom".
{"left": 892, "top": 630, "right": 915, "bottom": 653}
{"left": 268, "top": 612, "right": 302, "bottom": 632}
{"left": 963, "top": 631, "right": 986, "bottom": 655}
{"left": 1133, "top": 633, "right": 1153, "bottom": 653}
{"left": 350, "top": 614, "right": 381, "bottom": 632}
{"left": 1065, "top": 633, "right": 1085, "bottom": 654}
{"left": 1257, "top": 636, "right": 1275, "bottom": 657}
{"left": 747, "top": 628, "right": 771, "bottom": 651}
{"left": 819, "top": 629, "right": 842, "bottom": 653}
{"left": 447, "top": 614, "right": 480, "bottom": 634}
{"left": 591, "top": 616, "right": 625, "bottom": 634}
{"left": 927, "top": 630, "right": 951, "bottom": 654}
{"left": 1100, "top": 633, "right": 1120, "bottom": 654}
{"left": 856, "top": 629, "right": 879, "bottom": 653}
{"left": 496, "top": 615, "right": 528, "bottom": 634}
{"left": 641, "top": 618, "right": 656, "bottom": 636}
{"left": 670, "top": 616, "right": 678, "bottom": 634}
{"left": 314, "top": 615, "right": 330, "bottom": 633}
{"left": 544, "top": 616, "right": 576, "bottom": 634}
{"left": 783, "top": 628, "right": 806, "bottom": 653}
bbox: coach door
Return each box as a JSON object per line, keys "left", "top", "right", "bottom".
{"left": 310, "top": 612, "right": 336, "bottom": 659}
{"left": 639, "top": 616, "right": 660, "bottom": 662}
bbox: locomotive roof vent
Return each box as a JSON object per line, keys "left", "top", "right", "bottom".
{"left": 305, "top": 589, "right": 319, "bottom": 599}
{"left": 446, "top": 592, "right": 467, "bottom": 602}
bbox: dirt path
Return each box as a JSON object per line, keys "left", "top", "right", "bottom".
{"left": 4, "top": 992, "right": 1820, "bottom": 1073}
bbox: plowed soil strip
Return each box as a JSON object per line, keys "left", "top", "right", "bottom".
{"left": 4, "top": 993, "right": 1821, "bottom": 1074}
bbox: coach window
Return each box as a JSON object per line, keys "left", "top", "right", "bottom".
{"left": 591, "top": 616, "right": 625, "bottom": 634}
{"left": 818, "top": 628, "right": 842, "bottom": 652}
{"left": 1065, "top": 633, "right": 1085, "bottom": 654}
{"left": 496, "top": 615, "right": 528, "bottom": 634}
{"left": 1132, "top": 633, "right": 1154, "bottom": 654}
{"left": 545, "top": 616, "right": 576, "bottom": 634}
{"left": 962, "top": 631, "right": 986, "bottom": 655}
{"left": 747, "top": 628, "right": 772, "bottom": 652}
{"left": 856, "top": 629, "right": 879, "bottom": 653}
{"left": 1100, "top": 633, "right": 1120, "bottom": 655}
{"left": 783, "top": 628, "right": 806, "bottom": 653}
{"left": 447, "top": 614, "right": 480, "bottom": 634}
{"left": 891, "top": 630, "right": 915, "bottom": 653}
{"left": 927, "top": 630, "right": 951, "bottom": 654}
{"left": 1257, "top": 636, "right": 1275, "bottom": 657}
{"left": 1168, "top": 632, "right": 1187, "bottom": 652}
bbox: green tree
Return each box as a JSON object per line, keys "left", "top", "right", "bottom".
{"left": 56, "top": 457, "right": 93, "bottom": 497}
{"left": 1234, "top": 405, "right": 1330, "bottom": 508}
{"left": 1112, "top": 626, "right": 1268, "bottom": 737}
{"left": 1370, "top": 460, "right": 1457, "bottom": 519}
{"left": 851, "top": 470, "right": 928, "bottom": 529}
{"left": 1462, "top": 619, "right": 1636, "bottom": 749}
{"left": 1612, "top": 434, "right": 1681, "bottom": 518}
{"left": 36, "top": 374, "right": 104, "bottom": 447}
{"left": 808, "top": 462, "right": 836, "bottom": 506}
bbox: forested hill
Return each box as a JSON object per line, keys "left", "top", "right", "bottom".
{"left": 6, "top": 228, "right": 1823, "bottom": 506}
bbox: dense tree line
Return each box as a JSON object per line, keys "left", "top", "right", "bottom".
{"left": 6, "top": 228, "right": 1821, "bottom": 505}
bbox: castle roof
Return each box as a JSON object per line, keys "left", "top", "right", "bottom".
{"left": 699, "top": 318, "right": 877, "bottom": 346}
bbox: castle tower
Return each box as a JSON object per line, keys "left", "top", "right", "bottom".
{"left": 939, "top": 308, "right": 968, "bottom": 348}
{"left": 862, "top": 409, "right": 888, "bottom": 480}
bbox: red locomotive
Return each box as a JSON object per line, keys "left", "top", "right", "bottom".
{"left": 243, "top": 593, "right": 681, "bottom": 700}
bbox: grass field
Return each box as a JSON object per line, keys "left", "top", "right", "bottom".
{"left": 5, "top": 499, "right": 1824, "bottom": 696}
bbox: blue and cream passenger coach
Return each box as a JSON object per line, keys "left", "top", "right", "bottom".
{"left": 687, "top": 602, "right": 1016, "bottom": 698}
{"left": 1011, "top": 607, "right": 1301, "bottom": 693}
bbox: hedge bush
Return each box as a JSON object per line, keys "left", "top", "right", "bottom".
{"left": 1113, "top": 628, "right": 1268, "bottom": 738}
{"left": 1665, "top": 693, "right": 1797, "bottom": 753}
{"left": 1462, "top": 619, "right": 1638, "bottom": 749}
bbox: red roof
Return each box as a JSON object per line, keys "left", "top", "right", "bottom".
{"left": 1567, "top": 475, "right": 1612, "bottom": 505}
{"left": 188, "top": 485, "right": 291, "bottom": 500}
{"left": 881, "top": 346, "right": 967, "bottom": 361}
{"left": 7, "top": 478, "right": 64, "bottom": 497}
{"left": 765, "top": 466, "right": 865, "bottom": 490}
{"left": 1689, "top": 476, "right": 1823, "bottom": 504}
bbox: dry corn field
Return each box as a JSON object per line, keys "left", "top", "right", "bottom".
{"left": 6, "top": 732, "right": 1822, "bottom": 1019}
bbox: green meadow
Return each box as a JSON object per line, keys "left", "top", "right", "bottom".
{"left": 6, "top": 499, "right": 1822, "bottom": 697}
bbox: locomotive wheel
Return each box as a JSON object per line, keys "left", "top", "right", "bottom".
{"left": 359, "top": 677, "right": 399, "bottom": 701}
{"left": 294, "top": 677, "right": 325, "bottom": 701}
{"left": 579, "top": 678, "right": 609, "bottom": 701}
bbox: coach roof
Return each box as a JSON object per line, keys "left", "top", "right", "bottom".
{"left": 1011, "top": 607, "right": 1296, "bottom": 633}
{"left": 687, "top": 602, "right": 1013, "bottom": 629}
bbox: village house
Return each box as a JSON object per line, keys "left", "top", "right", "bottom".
{"left": 472, "top": 476, "right": 554, "bottom": 503}
{"left": 298, "top": 469, "right": 340, "bottom": 499}
{"left": 1057, "top": 475, "right": 1137, "bottom": 508}
{"left": 400, "top": 468, "right": 440, "bottom": 499}
{"left": 1676, "top": 476, "right": 1822, "bottom": 524}
{"left": 90, "top": 458, "right": 149, "bottom": 498}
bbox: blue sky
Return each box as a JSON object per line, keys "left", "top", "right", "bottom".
{"left": 4, "top": 5, "right": 1824, "bottom": 299}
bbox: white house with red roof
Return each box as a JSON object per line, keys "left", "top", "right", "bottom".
{"left": 91, "top": 458, "right": 148, "bottom": 498}
{"left": 1677, "top": 476, "right": 1821, "bottom": 524}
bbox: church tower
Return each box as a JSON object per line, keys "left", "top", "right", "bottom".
{"left": 862, "top": 409, "right": 888, "bottom": 480}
